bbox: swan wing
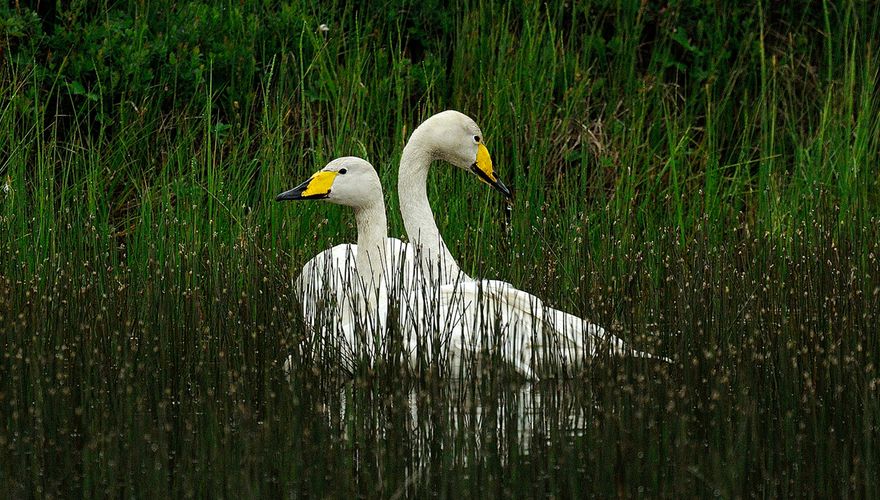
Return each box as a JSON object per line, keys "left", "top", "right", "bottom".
{"left": 294, "top": 238, "right": 418, "bottom": 361}
{"left": 429, "top": 279, "right": 661, "bottom": 377}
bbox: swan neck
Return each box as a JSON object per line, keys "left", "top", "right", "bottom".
{"left": 353, "top": 201, "right": 387, "bottom": 301}
{"left": 398, "top": 133, "right": 465, "bottom": 285}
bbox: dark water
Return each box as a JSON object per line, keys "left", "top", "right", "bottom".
{"left": 267, "top": 366, "right": 676, "bottom": 498}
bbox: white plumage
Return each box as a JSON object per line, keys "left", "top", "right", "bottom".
{"left": 277, "top": 148, "right": 663, "bottom": 379}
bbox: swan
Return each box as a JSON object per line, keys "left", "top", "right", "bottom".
{"left": 277, "top": 156, "right": 470, "bottom": 367}
{"left": 277, "top": 157, "right": 664, "bottom": 379}
{"left": 276, "top": 157, "right": 391, "bottom": 364}
{"left": 395, "top": 111, "right": 667, "bottom": 371}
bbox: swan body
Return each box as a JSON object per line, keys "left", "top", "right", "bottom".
{"left": 277, "top": 157, "right": 663, "bottom": 379}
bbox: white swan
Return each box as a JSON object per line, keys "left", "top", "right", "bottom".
{"left": 394, "top": 111, "right": 667, "bottom": 373}
{"left": 276, "top": 157, "right": 394, "bottom": 364}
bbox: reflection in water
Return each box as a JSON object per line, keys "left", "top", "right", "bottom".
{"left": 285, "top": 335, "right": 670, "bottom": 495}
{"left": 323, "top": 379, "right": 592, "bottom": 463}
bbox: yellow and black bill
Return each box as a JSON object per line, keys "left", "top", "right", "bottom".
{"left": 470, "top": 143, "right": 512, "bottom": 199}
{"left": 275, "top": 171, "right": 338, "bottom": 201}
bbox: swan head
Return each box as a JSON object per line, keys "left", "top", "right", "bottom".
{"left": 275, "top": 156, "right": 382, "bottom": 209}
{"left": 411, "top": 110, "right": 512, "bottom": 198}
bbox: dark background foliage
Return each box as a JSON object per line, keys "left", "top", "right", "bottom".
{"left": 3, "top": 1, "right": 859, "bottom": 135}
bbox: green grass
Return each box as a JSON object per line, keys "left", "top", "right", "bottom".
{"left": 2, "top": 0, "right": 879, "bottom": 496}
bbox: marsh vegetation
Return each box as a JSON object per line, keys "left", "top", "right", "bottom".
{"left": 1, "top": 1, "right": 878, "bottom": 496}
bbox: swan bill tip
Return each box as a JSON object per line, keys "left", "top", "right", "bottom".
{"left": 470, "top": 163, "right": 513, "bottom": 199}
{"left": 275, "top": 187, "right": 305, "bottom": 201}
{"left": 494, "top": 178, "right": 513, "bottom": 199}
{"left": 276, "top": 188, "right": 331, "bottom": 201}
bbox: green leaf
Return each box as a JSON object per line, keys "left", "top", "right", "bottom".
{"left": 68, "top": 80, "right": 86, "bottom": 95}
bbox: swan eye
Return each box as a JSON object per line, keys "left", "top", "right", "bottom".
{"left": 339, "top": 168, "right": 347, "bottom": 174}
{"left": 473, "top": 135, "right": 481, "bottom": 143}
